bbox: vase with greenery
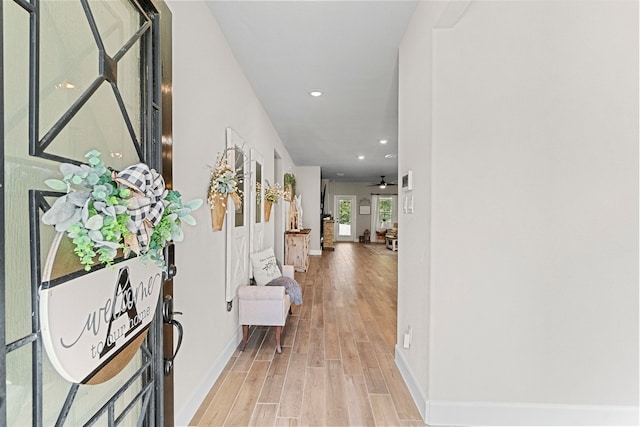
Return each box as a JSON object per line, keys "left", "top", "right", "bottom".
{"left": 208, "top": 148, "right": 243, "bottom": 231}
{"left": 263, "top": 182, "right": 284, "bottom": 222}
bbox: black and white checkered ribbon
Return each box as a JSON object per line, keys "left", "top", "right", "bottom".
{"left": 115, "top": 163, "right": 165, "bottom": 250}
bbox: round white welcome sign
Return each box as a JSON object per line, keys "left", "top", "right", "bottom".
{"left": 40, "top": 258, "right": 163, "bottom": 384}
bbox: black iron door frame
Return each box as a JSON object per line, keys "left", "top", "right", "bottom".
{"left": 0, "top": 0, "right": 172, "bottom": 425}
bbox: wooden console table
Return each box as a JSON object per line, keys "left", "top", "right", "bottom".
{"left": 285, "top": 229, "right": 311, "bottom": 272}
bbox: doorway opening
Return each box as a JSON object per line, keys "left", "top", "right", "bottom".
{"left": 334, "top": 195, "right": 356, "bottom": 242}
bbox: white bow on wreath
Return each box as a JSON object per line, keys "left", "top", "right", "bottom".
{"left": 115, "top": 163, "right": 167, "bottom": 254}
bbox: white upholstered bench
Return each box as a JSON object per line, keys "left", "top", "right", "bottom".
{"left": 238, "top": 265, "right": 294, "bottom": 353}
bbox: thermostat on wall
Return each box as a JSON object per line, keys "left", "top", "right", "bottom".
{"left": 402, "top": 170, "right": 413, "bottom": 191}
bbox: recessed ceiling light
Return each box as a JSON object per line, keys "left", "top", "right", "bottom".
{"left": 379, "top": 139, "right": 388, "bottom": 144}
{"left": 336, "top": 172, "right": 344, "bottom": 176}
{"left": 358, "top": 155, "right": 365, "bottom": 160}
{"left": 309, "top": 91, "right": 323, "bottom": 97}
{"left": 384, "top": 153, "right": 397, "bottom": 159}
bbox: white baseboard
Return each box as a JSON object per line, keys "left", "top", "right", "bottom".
{"left": 174, "top": 326, "right": 242, "bottom": 427}
{"left": 394, "top": 346, "right": 428, "bottom": 420}
{"left": 426, "top": 400, "right": 639, "bottom": 426}
{"left": 309, "top": 249, "right": 322, "bottom": 256}
{"left": 394, "top": 346, "right": 638, "bottom": 426}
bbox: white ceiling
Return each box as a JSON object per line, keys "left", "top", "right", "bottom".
{"left": 207, "top": 1, "right": 418, "bottom": 184}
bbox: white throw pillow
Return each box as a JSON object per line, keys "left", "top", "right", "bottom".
{"left": 250, "top": 248, "right": 282, "bottom": 286}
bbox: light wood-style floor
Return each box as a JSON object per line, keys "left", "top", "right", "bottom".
{"left": 190, "top": 242, "right": 423, "bottom": 426}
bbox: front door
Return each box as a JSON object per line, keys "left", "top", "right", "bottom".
{"left": 2, "top": 0, "right": 169, "bottom": 424}
{"left": 335, "top": 195, "right": 357, "bottom": 242}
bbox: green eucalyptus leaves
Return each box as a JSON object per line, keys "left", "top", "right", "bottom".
{"left": 42, "top": 150, "right": 202, "bottom": 271}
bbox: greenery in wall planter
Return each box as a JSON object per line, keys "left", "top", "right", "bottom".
{"left": 42, "top": 150, "right": 202, "bottom": 271}
{"left": 284, "top": 173, "right": 296, "bottom": 201}
{"left": 264, "top": 182, "right": 284, "bottom": 203}
{"left": 207, "top": 147, "right": 244, "bottom": 208}
{"left": 263, "top": 181, "right": 284, "bottom": 222}
{"left": 207, "top": 147, "right": 244, "bottom": 231}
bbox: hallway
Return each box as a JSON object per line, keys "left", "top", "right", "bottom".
{"left": 190, "top": 243, "right": 423, "bottom": 426}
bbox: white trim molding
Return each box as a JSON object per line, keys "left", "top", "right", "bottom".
{"left": 309, "top": 249, "right": 322, "bottom": 256}
{"left": 175, "top": 326, "right": 243, "bottom": 426}
{"left": 395, "top": 346, "right": 428, "bottom": 420}
{"left": 426, "top": 400, "right": 639, "bottom": 426}
{"left": 394, "top": 347, "right": 638, "bottom": 426}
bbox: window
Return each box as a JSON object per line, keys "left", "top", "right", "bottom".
{"left": 338, "top": 198, "right": 352, "bottom": 236}
{"left": 339, "top": 199, "right": 351, "bottom": 224}
{"left": 379, "top": 197, "right": 392, "bottom": 228}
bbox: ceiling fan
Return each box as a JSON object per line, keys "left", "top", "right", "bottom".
{"left": 368, "top": 176, "right": 397, "bottom": 189}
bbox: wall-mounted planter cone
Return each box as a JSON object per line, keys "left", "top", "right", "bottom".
{"left": 210, "top": 195, "right": 228, "bottom": 231}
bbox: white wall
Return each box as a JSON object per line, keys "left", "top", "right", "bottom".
{"left": 168, "top": 2, "right": 296, "bottom": 424}
{"left": 398, "top": 1, "right": 638, "bottom": 425}
{"left": 295, "top": 166, "right": 321, "bottom": 253}
{"left": 396, "top": 0, "right": 446, "bottom": 416}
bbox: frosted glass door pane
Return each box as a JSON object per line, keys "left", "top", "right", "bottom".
{"left": 88, "top": 0, "right": 142, "bottom": 57}
{"left": 7, "top": 346, "right": 32, "bottom": 426}
{"left": 45, "top": 82, "right": 141, "bottom": 170}
{"left": 39, "top": 0, "right": 99, "bottom": 139}
{"left": 39, "top": 0, "right": 146, "bottom": 165}
{"left": 4, "top": 0, "right": 40, "bottom": 345}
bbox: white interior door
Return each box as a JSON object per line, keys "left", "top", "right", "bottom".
{"left": 225, "top": 128, "right": 250, "bottom": 303}
{"left": 335, "top": 195, "right": 357, "bottom": 242}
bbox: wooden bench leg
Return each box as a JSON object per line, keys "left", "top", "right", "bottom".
{"left": 275, "top": 326, "right": 282, "bottom": 354}
{"left": 241, "top": 325, "right": 249, "bottom": 351}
